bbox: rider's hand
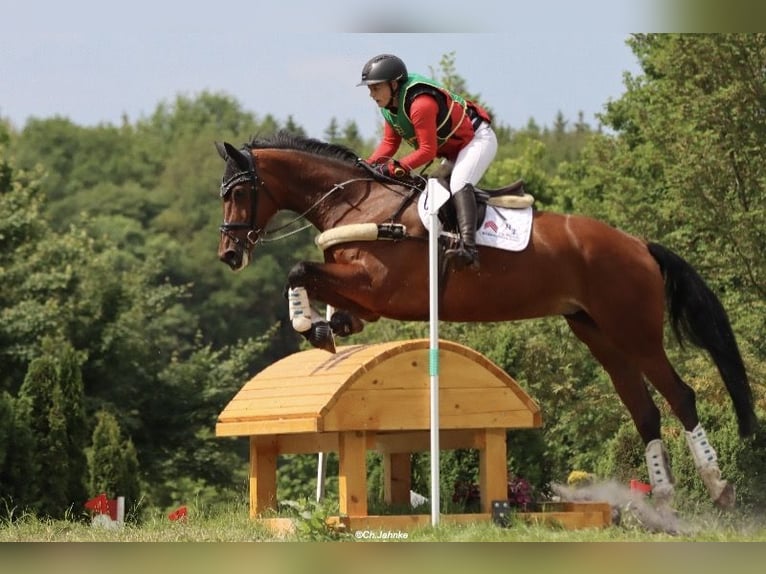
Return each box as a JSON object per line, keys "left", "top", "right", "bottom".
{"left": 375, "top": 160, "right": 407, "bottom": 179}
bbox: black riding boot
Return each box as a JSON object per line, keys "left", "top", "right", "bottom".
{"left": 445, "top": 185, "right": 479, "bottom": 269}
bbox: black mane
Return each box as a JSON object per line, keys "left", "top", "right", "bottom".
{"left": 247, "top": 131, "right": 360, "bottom": 165}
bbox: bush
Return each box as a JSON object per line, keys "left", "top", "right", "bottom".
{"left": 594, "top": 418, "right": 647, "bottom": 483}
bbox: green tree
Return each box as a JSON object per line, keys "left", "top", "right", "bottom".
{"left": 341, "top": 121, "right": 365, "bottom": 152}
{"left": 324, "top": 117, "right": 340, "bottom": 141}
{"left": 15, "top": 354, "right": 70, "bottom": 516}
{"left": 324, "top": 118, "right": 365, "bottom": 153}
{"left": 571, "top": 34, "right": 766, "bottom": 357}
{"left": 0, "top": 392, "right": 14, "bottom": 491}
{"left": 0, "top": 118, "right": 10, "bottom": 145}
{"left": 56, "top": 340, "right": 89, "bottom": 508}
{"left": 603, "top": 35, "right": 765, "bottom": 275}
{"left": 284, "top": 115, "right": 307, "bottom": 137}
{"left": 42, "top": 384, "right": 71, "bottom": 515}
{"left": 87, "top": 410, "right": 141, "bottom": 506}
{"left": 431, "top": 51, "right": 495, "bottom": 120}
{"left": 9, "top": 340, "right": 89, "bottom": 517}
{"left": 0, "top": 394, "right": 37, "bottom": 514}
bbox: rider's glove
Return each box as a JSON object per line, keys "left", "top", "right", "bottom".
{"left": 376, "top": 160, "right": 407, "bottom": 179}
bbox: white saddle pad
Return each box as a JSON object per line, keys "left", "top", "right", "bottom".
{"left": 417, "top": 190, "right": 533, "bottom": 252}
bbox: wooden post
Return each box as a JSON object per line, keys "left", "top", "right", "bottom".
{"left": 383, "top": 452, "right": 411, "bottom": 506}
{"left": 338, "top": 430, "right": 368, "bottom": 516}
{"left": 479, "top": 428, "right": 507, "bottom": 513}
{"left": 250, "top": 435, "right": 278, "bottom": 518}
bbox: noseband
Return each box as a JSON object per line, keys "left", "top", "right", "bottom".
{"left": 219, "top": 147, "right": 263, "bottom": 249}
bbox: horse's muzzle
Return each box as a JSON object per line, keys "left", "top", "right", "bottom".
{"left": 219, "top": 247, "right": 249, "bottom": 272}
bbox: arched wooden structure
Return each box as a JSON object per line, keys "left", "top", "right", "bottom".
{"left": 216, "top": 339, "right": 610, "bottom": 531}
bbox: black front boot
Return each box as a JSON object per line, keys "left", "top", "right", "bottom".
{"left": 445, "top": 185, "right": 479, "bottom": 269}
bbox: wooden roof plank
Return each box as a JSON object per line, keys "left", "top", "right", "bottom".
{"left": 215, "top": 339, "right": 542, "bottom": 437}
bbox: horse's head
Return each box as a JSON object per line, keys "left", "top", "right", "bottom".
{"left": 215, "top": 141, "right": 264, "bottom": 271}
{"left": 216, "top": 131, "right": 417, "bottom": 271}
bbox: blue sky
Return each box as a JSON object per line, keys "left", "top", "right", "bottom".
{"left": 0, "top": 1, "right": 650, "bottom": 139}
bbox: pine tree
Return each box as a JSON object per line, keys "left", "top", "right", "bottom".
{"left": 12, "top": 340, "right": 91, "bottom": 517}
{"left": 17, "top": 354, "right": 59, "bottom": 515}
{"left": 324, "top": 117, "right": 340, "bottom": 142}
{"left": 0, "top": 391, "right": 12, "bottom": 474}
{"left": 56, "top": 342, "right": 89, "bottom": 508}
{"left": 118, "top": 439, "right": 142, "bottom": 512}
{"left": 87, "top": 410, "right": 142, "bottom": 510}
{"left": 0, "top": 391, "right": 14, "bottom": 506}
{"left": 88, "top": 410, "right": 126, "bottom": 498}
{"left": 0, "top": 395, "right": 37, "bottom": 514}
{"left": 37, "top": 384, "right": 70, "bottom": 517}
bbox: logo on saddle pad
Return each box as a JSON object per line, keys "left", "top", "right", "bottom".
{"left": 483, "top": 220, "right": 499, "bottom": 233}
{"left": 417, "top": 181, "right": 533, "bottom": 252}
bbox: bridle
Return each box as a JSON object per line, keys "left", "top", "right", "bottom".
{"left": 219, "top": 147, "right": 266, "bottom": 251}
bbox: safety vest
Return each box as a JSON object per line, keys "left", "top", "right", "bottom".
{"left": 380, "top": 73, "right": 470, "bottom": 149}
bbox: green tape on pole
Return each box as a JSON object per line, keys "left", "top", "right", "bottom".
{"left": 430, "top": 348, "right": 439, "bottom": 376}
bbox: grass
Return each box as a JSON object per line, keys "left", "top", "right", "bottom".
{"left": 1, "top": 501, "right": 765, "bottom": 542}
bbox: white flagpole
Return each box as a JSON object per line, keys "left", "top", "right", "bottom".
{"left": 316, "top": 305, "right": 334, "bottom": 503}
{"left": 427, "top": 179, "right": 441, "bottom": 527}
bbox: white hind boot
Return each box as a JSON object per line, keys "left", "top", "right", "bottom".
{"left": 645, "top": 439, "right": 675, "bottom": 506}
{"left": 685, "top": 424, "right": 735, "bottom": 508}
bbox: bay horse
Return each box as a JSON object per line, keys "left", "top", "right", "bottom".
{"left": 215, "top": 131, "right": 756, "bottom": 509}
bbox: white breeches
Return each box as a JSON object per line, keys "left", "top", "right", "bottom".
{"left": 448, "top": 122, "right": 498, "bottom": 193}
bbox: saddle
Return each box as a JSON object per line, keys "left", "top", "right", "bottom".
{"left": 330, "top": 161, "right": 533, "bottom": 249}
{"left": 435, "top": 177, "right": 533, "bottom": 236}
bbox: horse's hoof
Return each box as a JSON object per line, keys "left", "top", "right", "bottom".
{"left": 329, "top": 311, "right": 353, "bottom": 337}
{"left": 699, "top": 464, "right": 735, "bottom": 509}
{"left": 307, "top": 321, "right": 336, "bottom": 353}
{"left": 713, "top": 482, "right": 735, "bottom": 509}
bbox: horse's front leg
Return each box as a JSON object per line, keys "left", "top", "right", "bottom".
{"left": 286, "top": 261, "right": 380, "bottom": 353}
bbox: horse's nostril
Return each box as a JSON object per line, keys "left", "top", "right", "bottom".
{"left": 220, "top": 249, "right": 241, "bottom": 269}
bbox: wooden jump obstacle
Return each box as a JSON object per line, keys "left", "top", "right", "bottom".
{"left": 215, "top": 339, "right": 611, "bottom": 531}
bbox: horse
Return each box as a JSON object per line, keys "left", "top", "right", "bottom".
{"left": 215, "top": 131, "right": 757, "bottom": 509}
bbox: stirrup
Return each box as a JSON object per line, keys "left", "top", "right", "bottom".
{"left": 445, "top": 244, "right": 479, "bottom": 270}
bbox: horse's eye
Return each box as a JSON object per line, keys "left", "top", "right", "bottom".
{"left": 233, "top": 188, "right": 246, "bottom": 201}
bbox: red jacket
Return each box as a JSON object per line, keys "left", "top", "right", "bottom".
{"left": 368, "top": 94, "right": 483, "bottom": 170}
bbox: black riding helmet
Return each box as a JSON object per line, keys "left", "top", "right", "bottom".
{"left": 357, "top": 54, "right": 408, "bottom": 86}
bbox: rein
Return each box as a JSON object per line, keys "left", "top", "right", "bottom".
{"left": 260, "top": 177, "right": 378, "bottom": 243}
{"left": 220, "top": 147, "right": 425, "bottom": 248}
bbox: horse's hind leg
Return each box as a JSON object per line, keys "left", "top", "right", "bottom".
{"left": 639, "top": 354, "right": 735, "bottom": 508}
{"left": 565, "top": 313, "right": 676, "bottom": 504}
{"left": 585, "top": 305, "right": 734, "bottom": 508}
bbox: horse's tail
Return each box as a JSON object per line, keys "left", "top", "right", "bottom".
{"left": 648, "top": 242, "right": 757, "bottom": 437}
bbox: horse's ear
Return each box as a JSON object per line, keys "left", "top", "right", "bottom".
{"left": 215, "top": 142, "right": 251, "bottom": 171}
{"left": 215, "top": 141, "right": 229, "bottom": 160}
{"left": 224, "top": 142, "right": 251, "bottom": 171}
